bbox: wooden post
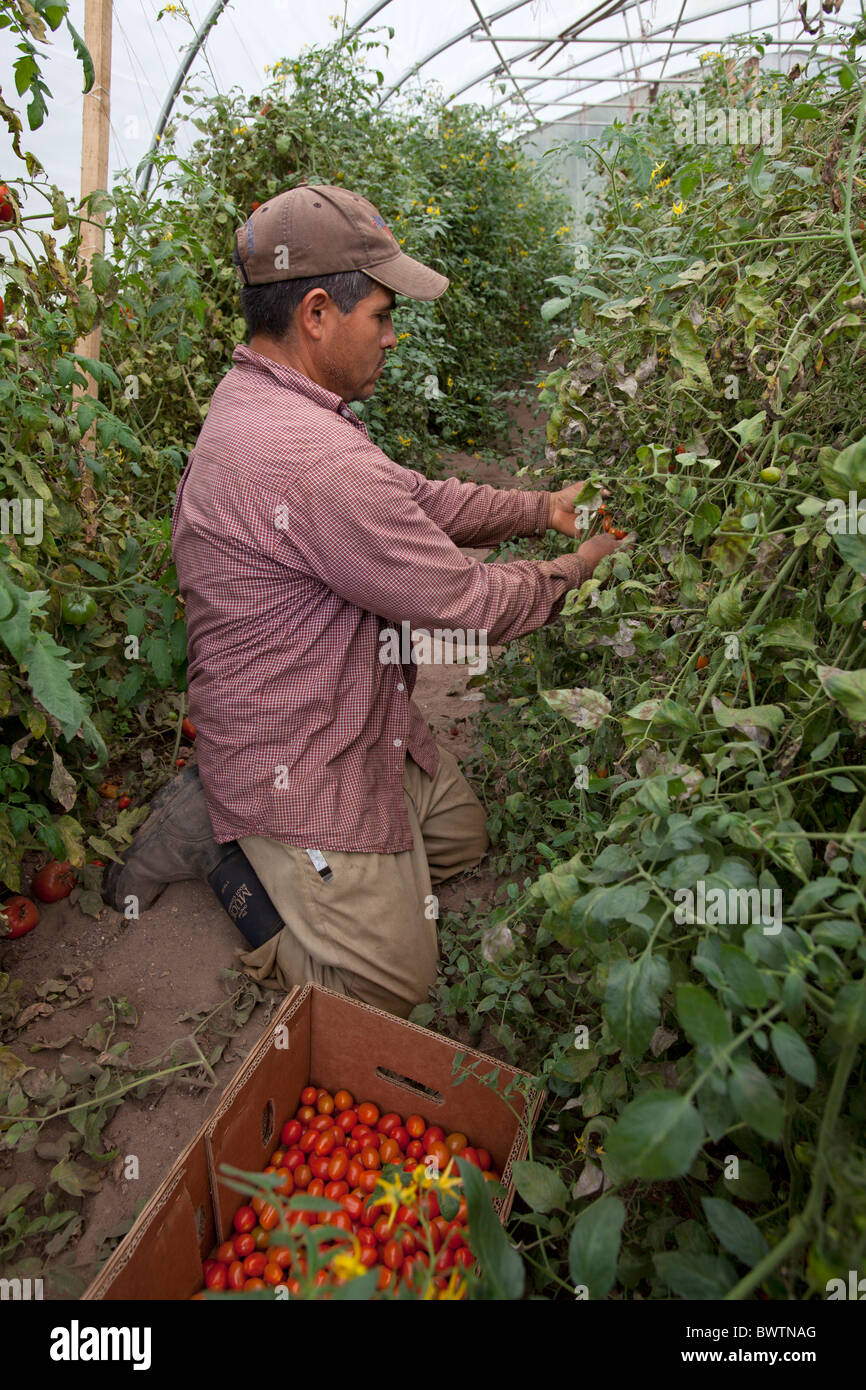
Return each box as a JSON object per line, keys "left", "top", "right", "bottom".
{"left": 75, "top": 0, "right": 113, "bottom": 388}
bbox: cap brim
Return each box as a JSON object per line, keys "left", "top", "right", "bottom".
{"left": 364, "top": 249, "right": 449, "bottom": 301}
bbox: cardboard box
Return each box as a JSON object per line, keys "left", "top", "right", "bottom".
{"left": 84, "top": 984, "right": 543, "bottom": 1300}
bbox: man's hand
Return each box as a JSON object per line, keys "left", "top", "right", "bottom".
{"left": 547, "top": 481, "right": 610, "bottom": 537}
{"left": 577, "top": 530, "right": 634, "bottom": 570}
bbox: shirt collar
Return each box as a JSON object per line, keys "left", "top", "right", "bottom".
{"left": 231, "top": 344, "right": 367, "bottom": 432}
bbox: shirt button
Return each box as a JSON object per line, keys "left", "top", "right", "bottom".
{"left": 397, "top": 683, "right": 404, "bottom": 692}
{"left": 394, "top": 738, "right": 403, "bottom": 747}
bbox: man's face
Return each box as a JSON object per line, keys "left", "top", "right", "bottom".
{"left": 318, "top": 283, "right": 397, "bottom": 404}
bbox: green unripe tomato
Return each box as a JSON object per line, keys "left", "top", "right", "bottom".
{"left": 760, "top": 466, "right": 781, "bottom": 483}
{"left": 60, "top": 590, "right": 97, "bottom": 626}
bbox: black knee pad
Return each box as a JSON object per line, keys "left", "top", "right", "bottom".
{"left": 206, "top": 843, "right": 284, "bottom": 949}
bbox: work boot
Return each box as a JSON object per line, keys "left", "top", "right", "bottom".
{"left": 103, "top": 763, "right": 227, "bottom": 912}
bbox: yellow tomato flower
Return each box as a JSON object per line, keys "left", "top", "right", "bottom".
{"left": 673, "top": 200, "right": 685, "bottom": 216}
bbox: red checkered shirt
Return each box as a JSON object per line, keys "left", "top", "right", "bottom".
{"left": 171, "top": 345, "right": 576, "bottom": 852}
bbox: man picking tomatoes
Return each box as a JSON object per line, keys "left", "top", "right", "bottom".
{"left": 107, "top": 183, "right": 630, "bottom": 1017}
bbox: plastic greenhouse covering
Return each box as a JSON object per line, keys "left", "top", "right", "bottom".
{"left": 9, "top": 0, "right": 866, "bottom": 198}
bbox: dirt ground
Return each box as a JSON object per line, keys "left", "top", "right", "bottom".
{"left": 0, "top": 391, "right": 550, "bottom": 1297}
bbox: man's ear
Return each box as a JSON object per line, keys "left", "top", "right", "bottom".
{"left": 297, "top": 287, "right": 332, "bottom": 341}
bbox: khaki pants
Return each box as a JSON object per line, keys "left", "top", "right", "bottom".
{"left": 236, "top": 745, "right": 489, "bottom": 1018}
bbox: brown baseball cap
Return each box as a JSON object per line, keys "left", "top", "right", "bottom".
{"left": 234, "top": 184, "right": 449, "bottom": 301}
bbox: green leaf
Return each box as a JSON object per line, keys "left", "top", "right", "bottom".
{"left": 587, "top": 883, "right": 651, "bottom": 925}
{"left": 605, "top": 953, "right": 670, "bottom": 1056}
{"left": 790, "top": 876, "right": 842, "bottom": 915}
{"left": 733, "top": 411, "right": 766, "bottom": 446}
{"left": 568, "top": 1196, "right": 625, "bottom": 1299}
{"left": 676, "top": 984, "right": 732, "bottom": 1049}
{"left": 0, "top": 1182, "right": 35, "bottom": 1220}
{"left": 693, "top": 500, "right": 721, "bottom": 545}
{"left": 540, "top": 686, "right": 611, "bottom": 728}
{"left": 720, "top": 944, "right": 770, "bottom": 1008}
{"left": 66, "top": 19, "right": 95, "bottom": 92}
{"left": 813, "top": 917, "right": 861, "bottom": 949}
{"left": 654, "top": 1251, "right": 738, "bottom": 1299}
{"left": 458, "top": 1158, "right": 524, "bottom": 1299}
{"left": 720, "top": 1158, "right": 773, "bottom": 1203}
{"left": 669, "top": 314, "right": 712, "bottom": 389}
{"left": 511, "top": 1160, "right": 568, "bottom": 1214}
{"left": 606, "top": 1091, "right": 705, "bottom": 1179}
{"left": 789, "top": 102, "right": 822, "bottom": 119}
{"left": 701, "top": 1196, "right": 769, "bottom": 1266}
{"left": 770, "top": 1023, "right": 816, "bottom": 1088}
{"left": 541, "top": 296, "right": 571, "bottom": 321}
{"left": 50, "top": 1156, "right": 102, "bottom": 1197}
{"left": 817, "top": 666, "right": 866, "bottom": 722}
{"left": 728, "top": 1061, "right": 784, "bottom": 1140}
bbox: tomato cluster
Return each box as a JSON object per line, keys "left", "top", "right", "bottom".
{"left": 197, "top": 1085, "right": 500, "bottom": 1299}
{"left": 596, "top": 504, "right": 626, "bottom": 539}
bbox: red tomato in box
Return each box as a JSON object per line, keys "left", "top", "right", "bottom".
{"left": 360, "top": 1245, "right": 378, "bottom": 1268}
{"left": 310, "top": 1114, "right": 333, "bottom": 1134}
{"left": 328, "top": 1152, "right": 348, "bottom": 1181}
{"left": 337, "top": 1108, "right": 357, "bottom": 1132}
{"left": 205, "top": 1263, "right": 227, "bottom": 1291}
{"left": 259, "top": 1204, "right": 279, "bottom": 1231}
{"left": 423, "top": 1126, "right": 445, "bottom": 1150}
{"left": 383, "top": 1239, "right": 403, "bottom": 1270}
{"left": 406, "top": 1114, "right": 426, "bottom": 1139}
{"left": 334, "top": 1089, "right": 353, "bottom": 1111}
{"left": 460, "top": 1146, "right": 482, "bottom": 1168}
{"left": 379, "top": 1138, "right": 401, "bottom": 1165}
{"left": 227, "top": 1260, "right": 245, "bottom": 1290}
{"left": 391, "top": 1126, "right": 411, "bottom": 1151}
{"left": 233, "top": 1233, "right": 255, "bottom": 1259}
{"left": 346, "top": 1138, "right": 360, "bottom": 1157}
{"left": 281, "top": 1119, "right": 302, "bottom": 1148}
{"left": 361, "top": 1147, "right": 380, "bottom": 1170}
{"left": 445, "top": 1223, "right": 466, "bottom": 1251}
{"left": 296, "top": 1105, "right": 315, "bottom": 1125}
{"left": 400, "top": 1229, "right": 418, "bottom": 1256}
{"left": 316, "top": 1092, "right": 335, "bottom": 1115}
{"left": 310, "top": 1155, "right": 330, "bottom": 1180}
{"left": 300, "top": 1086, "right": 317, "bottom": 1106}
{"left": 342, "top": 1191, "right": 364, "bottom": 1222}
{"left": 406, "top": 1140, "right": 424, "bottom": 1161}
{"left": 284, "top": 1148, "right": 304, "bottom": 1172}
{"left": 232, "top": 1206, "right": 256, "bottom": 1234}
{"left": 374, "top": 1215, "right": 396, "bottom": 1244}
{"left": 357, "top": 1102, "right": 379, "bottom": 1127}
{"left": 476, "top": 1148, "right": 492, "bottom": 1171}
{"left": 377, "top": 1112, "right": 401, "bottom": 1136}
{"left": 293, "top": 1164, "right": 311, "bottom": 1189}
{"left": 299, "top": 1130, "right": 317, "bottom": 1154}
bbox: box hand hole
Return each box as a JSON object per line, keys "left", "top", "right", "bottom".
{"left": 375, "top": 1066, "right": 444, "bottom": 1105}
{"left": 261, "top": 1098, "right": 275, "bottom": 1147}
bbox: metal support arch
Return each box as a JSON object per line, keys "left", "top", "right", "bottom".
{"left": 138, "top": 0, "right": 231, "bottom": 195}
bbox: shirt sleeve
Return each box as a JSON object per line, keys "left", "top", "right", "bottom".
{"left": 280, "top": 442, "right": 574, "bottom": 645}
{"left": 399, "top": 465, "right": 551, "bottom": 545}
